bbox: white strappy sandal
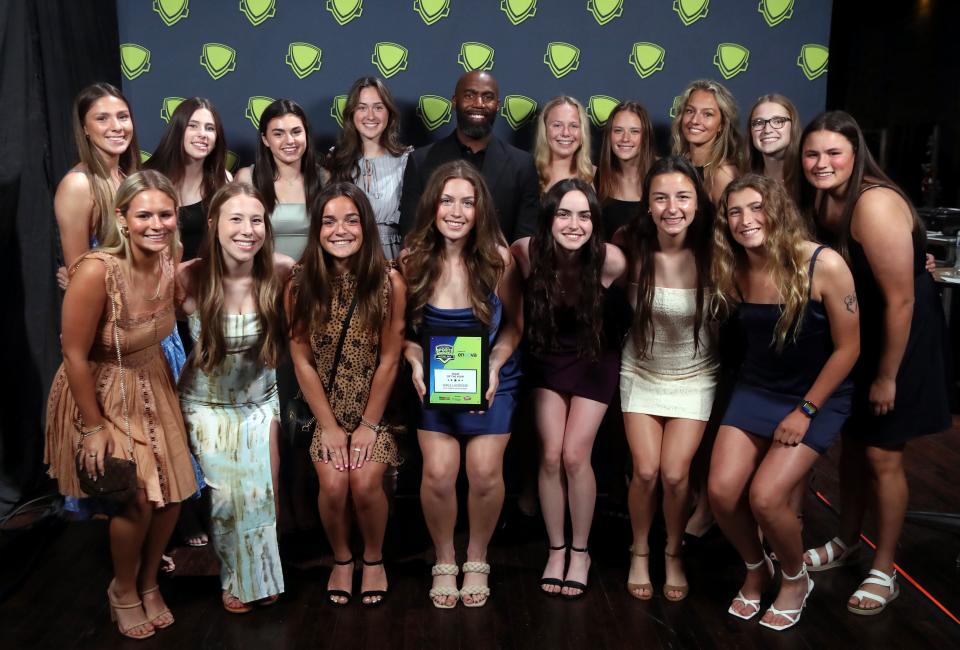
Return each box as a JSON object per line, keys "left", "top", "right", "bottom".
{"left": 727, "top": 553, "right": 774, "bottom": 620}
{"left": 804, "top": 536, "right": 860, "bottom": 572}
{"left": 847, "top": 568, "right": 899, "bottom": 615}
{"left": 758, "top": 565, "right": 814, "bottom": 631}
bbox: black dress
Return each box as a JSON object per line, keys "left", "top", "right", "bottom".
{"left": 179, "top": 201, "right": 206, "bottom": 262}
{"left": 601, "top": 198, "right": 641, "bottom": 238}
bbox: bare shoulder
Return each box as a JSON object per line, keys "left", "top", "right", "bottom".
{"left": 55, "top": 168, "right": 93, "bottom": 200}
{"left": 810, "top": 245, "right": 849, "bottom": 277}
{"left": 716, "top": 163, "right": 739, "bottom": 183}
{"left": 273, "top": 252, "right": 296, "bottom": 280}
{"left": 70, "top": 254, "right": 109, "bottom": 287}
{"left": 604, "top": 243, "right": 627, "bottom": 271}
{"left": 235, "top": 166, "right": 254, "bottom": 184}
{"left": 853, "top": 186, "right": 911, "bottom": 226}
{"left": 497, "top": 244, "right": 514, "bottom": 267}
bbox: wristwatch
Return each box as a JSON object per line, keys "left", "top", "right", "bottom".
{"left": 798, "top": 400, "right": 819, "bottom": 418}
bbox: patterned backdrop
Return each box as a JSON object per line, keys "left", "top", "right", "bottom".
{"left": 117, "top": 0, "right": 831, "bottom": 170}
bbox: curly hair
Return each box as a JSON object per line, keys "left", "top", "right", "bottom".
{"left": 596, "top": 101, "right": 657, "bottom": 203}
{"left": 748, "top": 94, "right": 801, "bottom": 203}
{"left": 401, "top": 160, "right": 506, "bottom": 330}
{"left": 533, "top": 96, "right": 594, "bottom": 193}
{"left": 525, "top": 178, "right": 606, "bottom": 359}
{"left": 713, "top": 173, "right": 813, "bottom": 350}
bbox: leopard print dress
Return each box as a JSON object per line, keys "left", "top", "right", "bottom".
{"left": 304, "top": 267, "right": 402, "bottom": 466}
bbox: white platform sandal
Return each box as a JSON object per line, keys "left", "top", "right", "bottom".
{"left": 847, "top": 568, "right": 899, "bottom": 616}
{"left": 804, "top": 536, "right": 860, "bottom": 572}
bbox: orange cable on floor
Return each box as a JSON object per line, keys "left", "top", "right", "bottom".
{"left": 814, "top": 490, "right": 960, "bottom": 626}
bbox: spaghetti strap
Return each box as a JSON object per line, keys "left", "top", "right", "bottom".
{"left": 807, "top": 245, "right": 827, "bottom": 299}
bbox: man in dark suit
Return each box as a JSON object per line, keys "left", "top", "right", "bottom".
{"left": 398, "top": 71, "right": 539, "bottom": 241}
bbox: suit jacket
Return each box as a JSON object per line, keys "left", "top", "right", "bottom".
{"left": 398, "top": 131, "right": 539, "bottom": 242}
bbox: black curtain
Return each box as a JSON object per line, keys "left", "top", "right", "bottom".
{"left": 0, "top": 0, "right": 120, "bottom": 516}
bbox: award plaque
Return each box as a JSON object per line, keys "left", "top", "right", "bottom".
{"left": 423, "top": 327, "right": 490, "bottom": 411}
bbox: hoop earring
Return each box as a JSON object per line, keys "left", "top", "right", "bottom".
{"left": 119, "top": 224, "right": 129, "bottom": 238}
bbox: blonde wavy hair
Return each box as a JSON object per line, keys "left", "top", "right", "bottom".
{"left": 671, "top": 79, "right": 745, "bottom": 196}
{"left": 534, "top": 96, "right": 594, "bottom": 193}
{"left": 712, "top": 173, "right": 812, "bottom": 351}
{"left": 101, "top": 170, "right": 181, "bottom": 261}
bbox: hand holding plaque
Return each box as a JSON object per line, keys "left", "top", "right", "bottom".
{"left": 423, "top": 327, "right": 490, "bottom": 411}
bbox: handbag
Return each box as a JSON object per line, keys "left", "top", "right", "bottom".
{"left": 284, "top": 292, "right": 359, "bottom": 448}
{"left": 75, "top": 269, "right": 137, "bottom": 503}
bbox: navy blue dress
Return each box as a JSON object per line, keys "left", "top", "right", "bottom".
{"left": 721, "top": 246, "right": 853, "bottom": 454}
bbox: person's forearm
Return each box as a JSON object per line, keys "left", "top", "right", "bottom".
{"left": 877, "top": 297, "right": 913, "bottom": 380}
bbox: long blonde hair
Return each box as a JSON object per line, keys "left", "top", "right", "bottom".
{"left": 101, "top": 170, "right": 180, "bottom": 261}
{"left": 534, "top": 96, "right": 594, "bottom": 193}
{"left": 712, "top": 174, "right": 812, "bottom": 350}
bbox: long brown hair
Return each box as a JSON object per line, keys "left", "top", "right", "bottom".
{"left": 401, "top": 160, "right": 506, "bottom": 330}
{"left": 626, "top": 156, "right": 714, "bottom": 358}
{"left": 145, "top": 97, "right": 229, "bottom": 206}
{"left": 190, "top": 182, "right": 284, "bottom": 372}
{"left": 288, "top": 182, "right": 388, "bottom": 338}
{"left": 748, "top": 94, "right": 801, "bottom": 203}
{"left": 71, "top": 82, "right": 141, "bottom": 244}
{"left": 252, "top": 99, "right": 324, "bottom": 214}
{"left": 526, "top": 178, "right": 606, "bottom": 359}
{"left": 597, "top": 101, "right": 657, "bottom": 203}
{"left": 327, "top": 77, "right": 407, "bottom": 183}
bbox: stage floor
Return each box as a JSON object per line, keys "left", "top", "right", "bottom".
{"left": 4, "top": 422, "right": 960, "bottom": 649}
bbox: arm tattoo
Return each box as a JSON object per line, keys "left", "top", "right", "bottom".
{"left": 844, "top": 292, "right": 858, "bottom": 313}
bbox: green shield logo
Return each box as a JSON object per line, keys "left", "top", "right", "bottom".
{"left": 326, "top": 0, "right": 363, "bottom": 25}
{"left": 330, "top": 95, "right": 348, "bottom": 127}
{"left": 119, "top": 44, "right": 151, "bottom": 80}
{"left": 587, "top": 95, "right": 619, "bottom": 128}
{"left": 153, "top": 0, "right": 189, "bottom": 26}
{"left": 500, "top": 0, "right": 537, "bottom": 25}
{"left": 500, "top": 95, "right": 538, "bottom": 130}
{"left": 672, "top": 0, "right": 709, "bottom": 26}
{"left": 286, "top": 42, "right": 322, "bottom": 79}
{"left": 797, "top": 44, "right": 828, "bottom": 80}
{"left": 758, "top": 0, "right": 794, "bottom": 27}
{"left": 139, "top": 150, "right": 152, "bottom": 164}
{"left": 414, "top": 0, "right": 450, "bottom": 25}
{"left": 418, "top": 95, "right": 453, "bottom": 131}
{"left": 458, "top": 42, "right": 495, "bottom": 72}
{"left": 713, "top": 43, "right": 749, "bottom": 79}
{"left": 587, "top": 0, "right": 623, "bottom": 26}
{"left": 160, "top": 97, "right": 185, "bottom": 123}
{"left": 201, "top": 43, "right": 237, "bottom": 80}
{"left": 669, "top": 95, "right": 683, "bottom": 118}
{"left": 372, "top": 42, "right": 408, "bottom": 78}
{"left": 225, "top": 150, "right": 239, "bottom": 173}
{"left": 239, "top": 0, "right": 276, "bottom": 26}
{"left": 628, "top": 42, "right": 665, "bottom": 79}
{"left": 543, "top": 42, "right": 580, "bottom": 78}
{"left": 245, "top": 96, "right": 275, "bottom": 129}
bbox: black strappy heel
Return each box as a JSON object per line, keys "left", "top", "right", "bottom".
{"left": 540, "top": 544, "right": 567, "bottom": 596}
{"left": 327, "top": 557, "right": 354, "bottom": 607}
{"left": 360, "top": 557, "right": 388, "bottom": 608}
{"left": 563, "top": 546, "right": 591, "bottom": 600}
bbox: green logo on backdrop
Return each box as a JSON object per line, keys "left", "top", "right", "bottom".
{"left": 673, "top": 0, "right": 708, "bottom": 26}
{"left": 713, "top": 43, "right": 749, "bottom": 79}
{"left": 120, "top": 44, "right": 151, "bottom": 80}
{"left": 669, "top": 95, "right": 683, "bottom": 118}
{"left": 327, "top": 0, "right": 363, "bottom": 25}
{"left": 501, "top": 0, "right": 536, "bottom": 25}
{"left": 759, "top": 0, "right": 794, "bottom": 27}
{"left": 459, "top": 42, "right": 494, "bottom": 72}
{"left": 587, "top": 95, "right": 619, "bottom": 128}
{"left": 330, "top": 95, "right": 348, "bottom": 127}
{"left": 245, "top": 96, "right": 275, "bottom": 129}
{"left": 286, "top": 42, "right": 322, "bottom": 79}
{"left": 153, "top": 0, "right": 189, "bottom": 26}
{"left": 239, "top": 0, "right": 276, "bottom": 26}
{"left": 160, "top": 97, "right": 185, "bottom": 122}
{"left": 543, "top": 42, "right": 580, "bottom": 78}
{"left": 418, "top": 95, "right": 453, "bottom": 131}
{"left": 139, "top": 150, "right": 152, "bottom": 164}
{"left": 500, "top": 95, "right": 538, "bottom": 130}
{"left": 201, "top": 43, "right": 237, "bottom": 80}
{"left": 629, "top": 42, "right": 665, "bottom": 79}
{"left": 225, "top": 150, "right": 239, "bottom": 173}
{"left": 797, "top": 44, "right": 828, "bottom": 80}
{"left": 414, "top": 0, "right": 450, "bottom": 25}
{"left": 587, "top": 0, "right": 622, "bottom": 25}
{"left": 372, "top": 42, "right": 408, "bottom": 78}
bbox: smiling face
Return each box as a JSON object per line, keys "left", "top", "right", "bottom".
{"left": 83, "top": 95, "right": 133, "bottom": 159}
{"left": 550, "top": 190, "right": 593, "bottom": 251}
{"left": 750, "top": 101, "right": 792, "bottom": 157}
{"left": 352, "top": 86, "right": 388, "bottom": 143}
{"left": 802, "top": 129, "right": 856, "bottom": 193}
{"left": 215, "top": 194, "right": 266, "bottom": 264}
{"left": 183, "top": 107, "right": 217, "bottom": 162}
{"left": 318, "top": 195, "right": 363, "bottom": 261}
{"left": 725, "top": 187, "right": 767, "bottom": 250}
{"left": 610, "top": 110, "right": 644, "bottom": 163}
{"left": 545, "top": 103, "right": 582, "bottom": 159}
{"left": 117, "top": 189, "right": 178, "bottom": 255}
{"left": 681, "top": 90, "right": 722, "bottom": 147}
{"left": 434, "top": 178, "right": 477, "bottom": 241}
{"left": 453, "top": 72, "right": 499, "bottom": 139}
{"left": 262, "top": 113, "right": 307, "bottom": 165}
{"left": 648, "top": 172, "right": 698, "bottom": 239}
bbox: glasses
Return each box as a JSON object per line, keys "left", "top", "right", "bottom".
{"left": 750, "top": 116, "right": 791, "bottom": 131}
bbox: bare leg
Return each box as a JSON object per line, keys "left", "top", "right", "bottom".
{"left": 108, "top": 489, "right": 154, "bottom": 637}
{"left": 314, "top": 461, "right": 352, "bottom": 604}
{"left": 349, "top": 462, "right": 389, "bottom": 605}
{"left": 624, "top": 412, "right": 664, "bottom": 599}
{"left": 138, "top": 502, "right": 180, "bottom": 626}
{"left": 419, "top": 429, "right": 462, "bottom": 607}
{"left": 804, "top": 433, "right": 867, "bottom": 566}
{"left": 534, "top": 388, "right": 569, "bottom": 594}
{"left": 707, "top": 425, "right": 767, "bottom": 617}
{"left": 462, "top": 433, "right": 512, "bottom": 605}
{"left": 659, "top": 418, "right": 708, "bottom": 599}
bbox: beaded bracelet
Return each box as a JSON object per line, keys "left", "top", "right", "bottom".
{"left": 75, "top": 418, "right": 105, "bottom": 438}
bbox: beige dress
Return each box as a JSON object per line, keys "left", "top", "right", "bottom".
{"left": 45, "top": 252, "right": 198, "bottom": 507}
